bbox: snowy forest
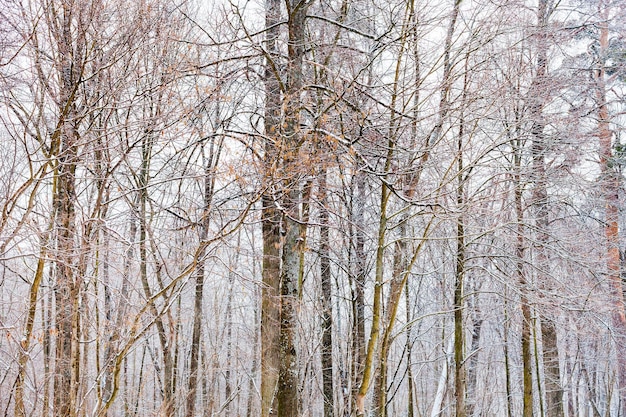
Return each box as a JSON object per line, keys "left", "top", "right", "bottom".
{"left": 0, "top": 0, "right": 625, "bottom": 416}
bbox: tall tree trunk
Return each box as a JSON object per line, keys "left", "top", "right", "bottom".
{"left": 138, "top": 134, "right": 175, "bottom": 416}
{"left": 466, "top": 286, "right": 482, "bottom": 417}
{"left": 406, "top": 281, "right": 417, "bottom": 417}
{"left": 351, "top": 166, "right": 367, "bottom": 416}
{"left": 503, "top": 295, "right": 514, "bottom": 417}
{"left": 370, "top": 5, "right": 421, "bottom": 413}
{"left": 594, "top": 3, "right": 626, "bottom": 414}
{"left": 454, "top": 53, "right": 471, "bottom": 417}
{"left": 320, "top": 167, "right": 335, "bottom": 417}
{"left": 187, "top": 132, "right": 221, "bottom": 417}
{"left": 514, "top": 139, "right": 534, "bottom": 417}
{"left": 454, "top": 139, "right": 466, "bottom": 417}
{"left": 527, "top": 1, "right": 563, "bottom": 415}
{"left": 15, "top": 249, "right": 47, "bottom": 417}
{"left": 51, "top": 2, "right": 83, "bottom": 411}
{"left": 356, "top": 174, "right": 389, "bottom": 417}
{"left": 260, "top": 0, "right": 282, "bottom": 414}
{"left": 276, "top": 2, "right": 310, "bottom": 416}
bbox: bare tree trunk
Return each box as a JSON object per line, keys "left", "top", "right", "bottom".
{"left": 466, "top": 287, "right": 482, "bottom": 417}
{"left": 526, "top": 2, "right": 563, "bottom": 415}
{"left": 351, "top": 166, "right": 367, "bottom": 417}
{"left": 594, "top": 4, "right": 626, "bottom": 414}
{"left": 52, "top": 10, "right": 82, "bottom": 413}
{"left": 514, "top": 138, "right": 534, "bottom": 417}
{"left": 260, "top": 0, "right": 282, "bottom": 414}
{"left": 356, "top": 176, "right": 388, "bottom": 417}
{"left": 406, "top": 282, "right": 417, "bottom": 417}
{"left": 454, "top": 54, "right": 471, "bottom": 417}
{"left": 275, "top": 2, "right": 310, "bottom": 416}
{"left": 15, "top": 250, "right": 47, "bottom": 417}
{"left": 454, "top": 148, "right": 466, "bottom": 417}
{"left": 187, "top": 132, "right": 221, "bottom": 417}
{"left": 138, "top": 134, "right": 175, "bottom": 416}
{"left": 320, "top": 167, "right": 335, "bottom": 417}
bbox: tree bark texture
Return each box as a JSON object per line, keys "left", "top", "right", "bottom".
{"left": 261, "top": 0, "right": 283, "bottom": 414}
{"left": 595, "top": 5, "right": 626, "bottom": 414}
{"left": 320, "top": 168, "right": 335, "bottom": 417}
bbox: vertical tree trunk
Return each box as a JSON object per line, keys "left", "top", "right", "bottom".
{"left": 51, "top": 3, "right": 82, "bottom": 411}
{"left": 465, "top": 289, "right": 482, "bottom": 417}
{"left": 320, "top": 167, "right": 335, "bottom": 417}
{"left": 527, "top": 1, "right": 563, "bottom": 415}
{"left": 514, "top": 139, "right": 534, "bottom": 417}
{"left": 276, "top": 2, "right": 310, "bottom": 415}
{"left": 187, "top": 133, "right": 221, "bottom": 417}
{"left": 369, "top": 5, "right": 420, "bottom": 413}
{"left": 454, "top": 54, "right": 471, "bottom": 417}
{"left": 406, "top": 282, "right": 417, "bottom": 417}
{"left": 138, "top": 134, "right": 175, "bottom": 416}
{"left": 454, "top": 142, "right": 466, "bottom": 417}
{"left": 594, "top": 4, "right": 626, "bottom": 414}
{"left": 351, "top": 166, "right": 367, "bottom": 415}
{"left": 261, "top": 0, "right": 282, "bottom": 414}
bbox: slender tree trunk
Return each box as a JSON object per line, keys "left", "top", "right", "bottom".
{"left": 15, "top": 250, "right": 47, "bottom": 417}
{"left": 466, "top": 288, "right": 482, "bottom": 417}
{"left": 351, "top": 167, "right": 367, "bottom": 416}
{"left": 454, "top": 151, "right": 466, "bottom": 417}
{"left": 224, "top": 234, "right": 240, "bottom": 414}
{"left": 454, "top": 54, "right": 471, "bottom": 417}
{"left": 356, "top": 177, "right": 389, "bottom": 417}
{"left": 138, "top": 134, "right": 175, "bottom": 416}
{"left": 514, "top": 139, "right": 534, "bottom": 417}
{"left": 187, "top": 133, "right": 221, "bottom": 417}
{"left": 320, "top": 167, "right": 335, "bottom": 417}
{"left": 406, "top": 282, "right": 417, "bottom": 417}
{"left": 594, "top": 4, "right": 626, "bottom": 414}
{"left": 503, "top": 296, "right": 514, "bottom": 417}
{"left": 370, "top": 6, "right": 420, "bottom": 413}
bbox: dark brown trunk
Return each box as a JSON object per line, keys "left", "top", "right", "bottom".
{"left": 515, "top": 149, "right": 534, "bottom": 417}
{"left": 320, "top": 168, "right": 335, "bottom": 417}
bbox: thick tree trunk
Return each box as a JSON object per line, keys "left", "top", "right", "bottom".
{"left": 53, "top": 113, "right": 80, "bottom": 417}
{"left": 260, "top": 0, "right": 282, "bottom": 414}
{"left": 52, "top": 8, "right": 82, "bottom": 412}
{"left": 276, "top": 2, "right": 309, "bottom": 416}
{"left": 528, "top": 2, "right": 563, "bottom": 415}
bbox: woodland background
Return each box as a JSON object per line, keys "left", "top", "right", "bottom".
{"left": 0, "top": 0, "right": 625, "bottom": 416}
